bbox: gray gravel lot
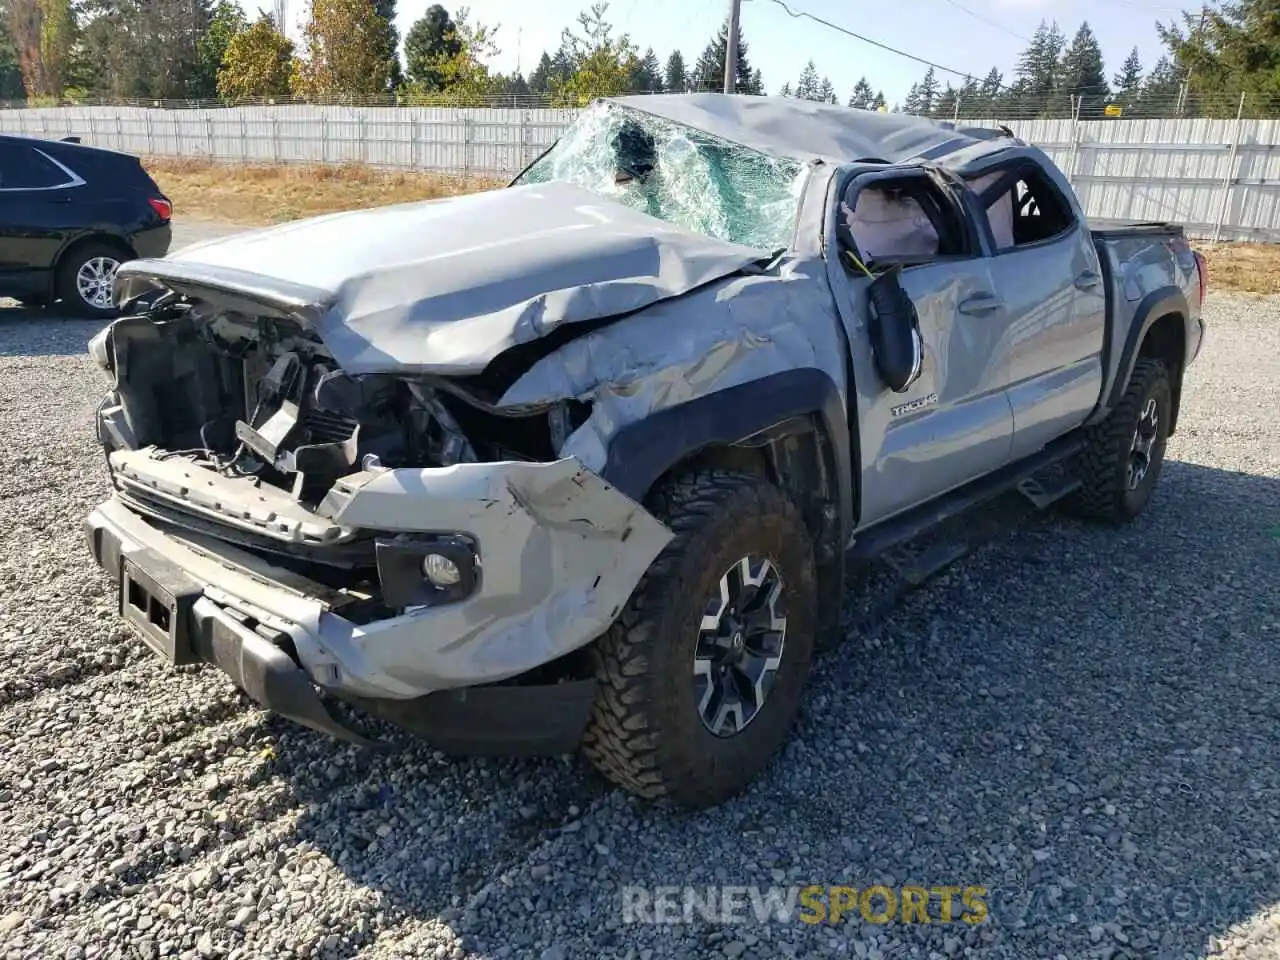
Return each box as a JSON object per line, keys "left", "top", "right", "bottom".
{"left": 0, "top": 241, "right": 1277, "bottom": 960}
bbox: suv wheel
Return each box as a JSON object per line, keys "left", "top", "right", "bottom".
{"left": 582, "top": 470, "right": 818, "bottom": 808}
{"left": 1065, "top": 358, "right": 1172, "bottom": 523}
{"left": 56, "top": 242, "right": 126, "bottom": 318}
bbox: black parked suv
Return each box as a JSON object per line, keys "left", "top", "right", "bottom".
{"left": 0, "top": 134, "right": 172, "bottom": 317}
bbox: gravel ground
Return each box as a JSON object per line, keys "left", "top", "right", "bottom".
{"left": 0, "top": 253, "right": 1277, "bottom": 960}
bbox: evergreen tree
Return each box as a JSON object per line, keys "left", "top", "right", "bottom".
{"left": 1059, "top": 21, "right": 1109, "bottom": 116}
{"left": 1137, "top": 54, "right": 1183, "bottom": 117}
{"left": 848, "top": 75, "right": 873, "bottom": 108}
{"left": 871, "top": 90, "right": 886, "bottom": 111}
{"left": 194, "top": 0, "right": 247, "bottom": 99}
{"left": 1112, "top": 46, "right": 1143, "bottom": 113}
{"left": 528, "top": 51, "right": 554, "bottom": 93}
{"left": 794, "top": 59, "right": 819, "bottom": 99}
{"left": 902, "top": 80, "right": 921, "bottom": 114}
{"left": 1157, "top": 0, "right": 1280, "bottom": 115}
{"left": 663, "top": 49, "right": 685, "bottom": 92}
{"left": 404, "top": 4, "right": 460, "bottom": 90}
{"left": 778, "top": 80, "right": 791, "bottom": 97}
{"left": 690, "top": 16, "right": 755, "bottom": 92}
{"left": 1009, "top": 20, "right": 1065, "bottom": 117}
{"left": 628, "top": 45, "right": 661, "bottom": 92}
{"left": 0, "top": 17, "right": 23, "bottom": 98}
{"left": 915, "top": 66, "right": 940, "bottom": 114}
{"left": 372, "top": 0, "right": 401, "bottom": 91}
{"left": 817, "top": 75, "right": 835, "bottom": 103}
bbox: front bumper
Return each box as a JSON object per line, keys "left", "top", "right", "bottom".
{"left": 85, "top": 458, "right": 671, "bottom": 751}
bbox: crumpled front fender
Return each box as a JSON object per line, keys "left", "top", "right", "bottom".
{"left": 306, "top": 457, "right": 674, "bottom": 695}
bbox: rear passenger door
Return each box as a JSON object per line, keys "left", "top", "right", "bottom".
{"left": 0, "top": 141, "right": 85, "bottom": 282}
{"left": 966, "top": 161, "right": 1107, "bottom": 460}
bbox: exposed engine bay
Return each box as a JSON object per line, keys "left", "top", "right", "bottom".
{"left": 93, "top": 296, "right": 590, "bottom": 566}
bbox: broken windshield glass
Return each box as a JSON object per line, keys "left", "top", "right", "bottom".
{"left": 514, "top": 101, "right": 807, "bottom": 251}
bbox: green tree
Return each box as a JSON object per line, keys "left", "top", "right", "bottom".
{"left": 528, "top": 50, "right": 554, "bottom": 92}
{"left": 1137, "top": 54, "right": 1183, "bottom": 117}
{"left": 1059, "top": 21, "right": 1109, "bottom": 116}
{"left": 0, "top": 10, "right": 24, "bottom": 97}
{"left": 550, "top": 2, "right": 637, "bottom": 105}
{"left": 404, "top": 3, "right": 458, "bottom": 89}
{"left": 870, "top": 90, "right": 886, "bottom": 111}
{"left": 916, "top": 66, "right": 940, "bottom": 114}
{"left": 847, "top": 76, "right": 873, "bottom": 108}
{"left": 372, "top": 0, "right": 401, "bottom": 90}
{"left": 195, "top": 0, "right": 247, "bottom": 99}
{"left": 690, "top": 16, "right": 758, "bottom": 93}
{"left": 794, "top": 59, "right": 818, "bottom": 99}
{"left": 1111, "top": 46, "right": 1143, "bottom": 114}
{"left": 1006, "top": 20, "right": 1065, "bottom": 117}
{"left": 1157, "top": 0, "right": 1280, "bottom": 115}
{"left": 778, "top": 80, "right": 791, "bottom": 96}
{"left": 5, "top": 0, "right": 72, "bottom": 97}
{"left": 817, "top": 75, "right": 836, "bottom": 103}
{"left": 291, "top": 0, "right": 396, "bottom": 100}
{"left": 628, "top": 45, "right": 661, "bottom": 92}
{"left": 663, "top": 48, "right": 685, "bottom": 92}
{"left": 403, "top": 5, "right": 499, "bottom": 104}
{"left": 217, "top": 13, "right": 292, "bottom": 100}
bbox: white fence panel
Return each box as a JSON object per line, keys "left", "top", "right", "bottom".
{"left": 3, "top": 105, "right": 1278, "bottom": 240}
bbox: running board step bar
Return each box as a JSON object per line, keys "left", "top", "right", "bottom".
{"left": 847, "top": 433, "right": 1086, "bottom": 563}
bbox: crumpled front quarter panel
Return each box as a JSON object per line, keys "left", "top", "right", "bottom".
{"left": 499, "top": 257, "right": 849, "bottom": 474}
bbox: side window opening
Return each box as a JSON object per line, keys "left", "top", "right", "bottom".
{"left": 838, "top": 177, "right": 970, "bottom": 269}
{"left": 0, "top": 144, "right": 73, "bottom": 190}
{"left": 970, "top": 165, "right": 1075, "bottom": 249}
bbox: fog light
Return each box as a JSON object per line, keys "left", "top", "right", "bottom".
{"left": 422, "top": 552, "right": 461, "bottom": 587}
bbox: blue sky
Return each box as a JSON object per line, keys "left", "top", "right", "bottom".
{"left": 261, "top": 0, "right": 1197, "bottom": 106}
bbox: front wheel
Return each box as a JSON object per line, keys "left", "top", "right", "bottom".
{"left": 1064, "top": 358, "right": 1172, "bottom": 523}
{"left": 56, "top": 242, "right": 126, "bottom": 318}
{"left": 582, "top": 470, "right": 818, "bottom": 809}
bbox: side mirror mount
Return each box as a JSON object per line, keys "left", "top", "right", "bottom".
{"left": 866, "top": 267, "right": 924, "bottom": 393}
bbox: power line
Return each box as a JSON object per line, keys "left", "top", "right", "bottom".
{"left": 745, "top": 0, "right": 991, "bottom": 84}
{"left": 939, "top": 0, "right": 1032, "bottom": 43}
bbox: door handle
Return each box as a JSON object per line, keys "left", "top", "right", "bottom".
{"left": 1074, "top": 270, "right": 1102, "bottom": 290}
{"left": 958, "top": 293, "right": 1003, "bottom": 316}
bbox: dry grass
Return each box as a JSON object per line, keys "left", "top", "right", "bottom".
{"left": 1199, "top": 241, "right": 1280, "bottom": 296}
{"left": 143, "top": 158, "right": 501, "bottom": 225}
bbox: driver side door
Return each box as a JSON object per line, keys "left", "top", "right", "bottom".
{"left": 832, "top": 170, "right": 1016, "bottom": 526}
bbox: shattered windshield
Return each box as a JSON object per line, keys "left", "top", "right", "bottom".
{"left": 514, "top": 101, "right": 806, "bottom": 251}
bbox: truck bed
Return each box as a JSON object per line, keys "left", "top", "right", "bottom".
{"left": 1089, "top": 220, "right": 1185, "bottom": 241}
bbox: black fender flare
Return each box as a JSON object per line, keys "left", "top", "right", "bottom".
{"left": 1102, "top": 285, "right": 1189, "bottom": 413}
{"left": 599, "top": 367, "right": 853, "bottom": 547}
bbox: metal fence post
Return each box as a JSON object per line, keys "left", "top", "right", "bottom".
{"left": 146, "top": 111, "right": 154, "bottom": 154}
{"left": 462, "top": 116, "right": 471, "bottom": 177}
{"left": 410, "top": 114, "right": 420, "bottom": 169}
{"left": 1212, "top": 92, "right": 1247, "bottom": 244}
{"left": 206, "top": 115, "right": 214, "bottom": 158}
{"left": 115, "top": 113, "right": 123, "bottom": 151}
{"left": 173, "top": 113, "right": 181, "bottom": 157}
{"left": 240, "top": 113, "right": 248, "bottom": 162}
{"left": 271, "top": 115, "right": 279, "bottom": 163}
{"left": 1065, "top": 95, "right": 1083, "bottom": 189}
{"left": 321, "top": 112, "right": 328, "bottom": 163}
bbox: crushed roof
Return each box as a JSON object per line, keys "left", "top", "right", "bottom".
{"left": 607, "top": 93, "right": 1011, "bottom": 166}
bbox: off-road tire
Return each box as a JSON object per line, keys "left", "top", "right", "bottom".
{"left": 1064, "top": 358, "right": 1172, "bottom": 523}
{"left": 582, "top": 470, "right": 818, "bottom": 809}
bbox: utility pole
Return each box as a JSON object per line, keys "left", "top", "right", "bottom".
{"left": 724, "top": 0, "right": 742, "bottom": 94}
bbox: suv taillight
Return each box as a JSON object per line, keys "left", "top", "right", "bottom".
{"left": 148, "top": 197, "right": 172, "bottom": 221}
{"left": 1193, "top": 250, "right": 1207, "bottom": 306}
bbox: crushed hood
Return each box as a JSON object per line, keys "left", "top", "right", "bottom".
{"left": 115, "top": 181, "right": 772, "bottom": 376}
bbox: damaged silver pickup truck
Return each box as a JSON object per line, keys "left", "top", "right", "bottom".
{"left": 84, "top": 94, "right": 1205, "bottom": 808}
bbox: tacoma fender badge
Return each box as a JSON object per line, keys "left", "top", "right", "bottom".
{"left": 890, "top": 393, "right": 939, "bottom": 418}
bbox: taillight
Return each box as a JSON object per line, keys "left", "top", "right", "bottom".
{"left": 1193, "top": 250, "right": 1207, "bottom": 306}
{"left": 148, "top": 196, "right": 172, "bottom": 221}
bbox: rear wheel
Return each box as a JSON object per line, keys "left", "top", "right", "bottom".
{"left": 55, "top": 241, "right": 127, "bottom": 318}
{"left": 582, "top": 470, "right": 818, "bottom": 809}
{"left": 1064, "top": 358, "right": 1172, "bottom": 523}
